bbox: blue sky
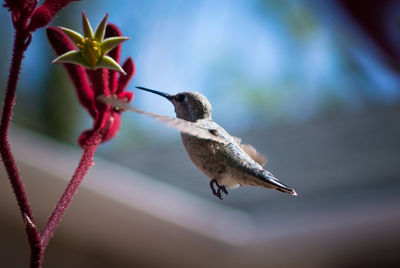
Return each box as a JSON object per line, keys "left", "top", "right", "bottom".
{"left": 1, "top": 0, "right": 399, "bottom": 142}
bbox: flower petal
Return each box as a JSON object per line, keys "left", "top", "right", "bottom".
{"left": 105, "top": 24, "right": 123, "bottom": 93}
{"left": 81, "top": 10, "right": 93, "bottom": 39}
{"left": 52, "top": 50, "right": 92, "bottom": 69}
{"left": 95, "top": 55, "right": 126, "bottom": 74}
{"left": 78, "top": 112, "right": 121, "bottom": 147}
{"left": 116, "top": 58, "right": 135, "bottom": 94}
{"left": 117, "top": 91, "right": 134, "bottom": 102}
{"left": 47, "top": 26, "right": 96, "bottom": 118}
{"left": 59, "top": 26, "right": 84, "bottom": 45}
{"left": 94, "top": 13, "right": 108, "bottom": 42}
{"left": 102, "top": 113, "right": 121, "bottom": 143}
{"left": 101, "top": 37, "right": 129, "bottom": 55}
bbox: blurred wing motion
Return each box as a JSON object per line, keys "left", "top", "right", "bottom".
{"left": 98, "top": 95, "right": 229, "bottom": 144}
{"left": 241, "top": 144, "right": 267, "bottom": 166}
{"left": 233, "top": 136, "right": 267, "bottom": 166}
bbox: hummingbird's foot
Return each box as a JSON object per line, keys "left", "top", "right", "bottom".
{"left": 221, "top": 186, "right": 228, "bottom": 195}
{"left": 210, "top": 179, "right": 229, "bottom": 200}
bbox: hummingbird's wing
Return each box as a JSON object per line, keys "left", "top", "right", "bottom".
{"left": 98, "top": 95, "right": 229, "bottom": 144}
{"left": 232, "top": 137, "right": 267, "bottom": 166}
{"left": 196, "top": 121, "right": 268, "bottom": 169}
{"left": 240, "top": 144, "right": 267, "bottom": 166}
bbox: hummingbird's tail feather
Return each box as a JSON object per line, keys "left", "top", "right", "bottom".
{"left": 258, "top": 171, "right": 297, "bottom": 196}
{"left": 267, "top": 177, "right": 297, "bottom": 196}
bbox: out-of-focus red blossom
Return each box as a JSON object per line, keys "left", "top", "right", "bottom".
{"left": 47, "top": 24, "right": 135, "bottom": 147}
{"left": 28, "top": 0, "right": 82, "bottom": 32}
{"left": 4, "top": 0, "right": 80, "bottom": 32}
{"left": 4, "top": 0, "right": 37, "bottom": 26}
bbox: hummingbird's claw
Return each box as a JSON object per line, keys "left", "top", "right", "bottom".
{"left": 221, "top": 186, "right": 228, "bottom": 195}
{"left": 210, "top": 179, "right": 221, "bottom": 199}
{"left": 210, "top": 179, "right": 229, "bottom": 200}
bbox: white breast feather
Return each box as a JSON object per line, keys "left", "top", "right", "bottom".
{"left": 219, "top": 173, "right": 241, "bottom": 189}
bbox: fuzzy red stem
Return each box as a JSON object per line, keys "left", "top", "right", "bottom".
{"left": 0, "top": 28, "right": 43, "bottom": 268}
{"left": 40, "top": 125, "right": 107, "bottom": 248}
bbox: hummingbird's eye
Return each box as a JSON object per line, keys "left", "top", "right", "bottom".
{"left": 176, "top": 94, "right": 186, "bottom": 102}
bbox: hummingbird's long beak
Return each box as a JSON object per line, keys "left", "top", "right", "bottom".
{"left": 136, "top": 86, "right": 173, "bottom": 100}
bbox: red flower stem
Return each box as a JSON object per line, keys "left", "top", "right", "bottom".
{"left": 40, "top": 124, "right": 108, "bottom": 248}
{"left": 0, "top": 28, "right": 43, "bottom": 268}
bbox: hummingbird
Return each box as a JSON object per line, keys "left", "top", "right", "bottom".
{"left": 99, "top": 87, "right": 297, "bottom": 199}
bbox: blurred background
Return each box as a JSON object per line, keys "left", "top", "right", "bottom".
{"left": 1, "top": 0, "right": 400, "bottom": 267}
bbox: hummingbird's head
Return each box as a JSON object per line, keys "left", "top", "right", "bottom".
{"left": 136, "top": 87, "right": 212, "bottom": 122}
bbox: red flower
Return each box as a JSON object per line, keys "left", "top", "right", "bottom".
{"left": 4, "top": 0, "right": 80, "bottom": 31}
{"left": 47, "top": 23, "right": 135, "bottom": 147}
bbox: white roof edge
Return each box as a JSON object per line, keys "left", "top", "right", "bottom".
{"left": 10, "top": 125, "right": 256, "bottom": 246}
